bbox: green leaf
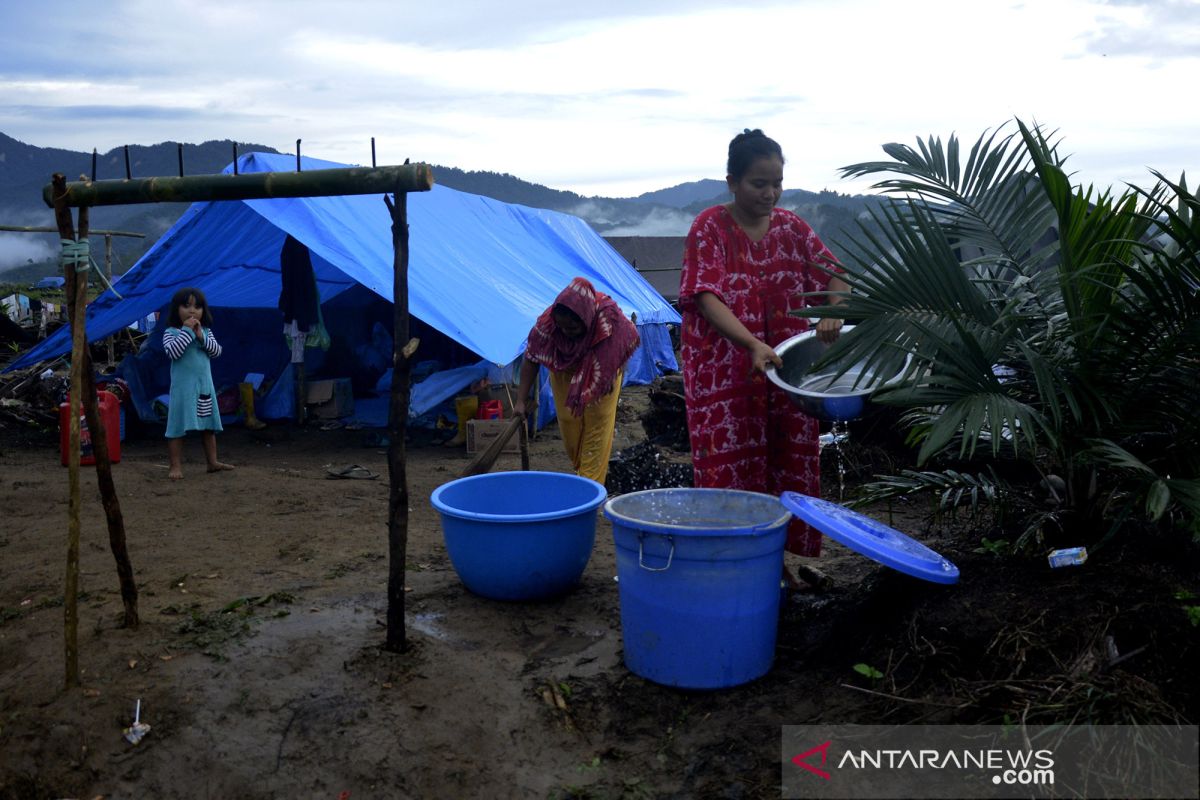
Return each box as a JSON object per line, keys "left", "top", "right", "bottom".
{"left": 852, "top": 663, "right": 884, "bottom": 680}
{"left": 1146, "top": 481, "right": 1171, "bottom": 521}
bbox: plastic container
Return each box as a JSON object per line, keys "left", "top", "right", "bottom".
{"left": 604, "top": 488, "right": 791, "bottom": 689}
{"left": 59, "top": 392, "right": 122, "bottom": 466}
{"left": 477, "top": 399, "right": 503, "bottom": 420}
{"left": 1048, "top": 547, "right": 1088, "bottom": 568}
{"left": 96, "top": 381, "right": 129, "bottom": 442}
{"left": 431, "top": 471, "right": 607, "bottom": 601}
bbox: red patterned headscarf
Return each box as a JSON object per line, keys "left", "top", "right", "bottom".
{"left": 524, "top": 277, "right": 641, "bottom": 416}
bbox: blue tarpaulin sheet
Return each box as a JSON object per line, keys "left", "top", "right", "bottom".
{"left": 10, "top": 153, "right": 680, "bottom": 394}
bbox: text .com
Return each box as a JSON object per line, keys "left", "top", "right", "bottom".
{"left": 994, "top": 768, "right": 1055, "bottom": 786}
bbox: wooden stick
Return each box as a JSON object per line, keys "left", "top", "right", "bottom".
{"left": 838, "top": 683, "right": 972, "bottom": 709}
{"left": 60, "top": 180, "right": 139, "bottom": 631}
{"left": 0, "top": 224, "right": 145, "bottom": 237}
{"left": 50, "top": 174, "right": 83, "bottom": 688}
{"left": 460, "top": 415, "right": 524, "bottom": 478}
{"left": 80, "top": 358, "right": 139, "bottom": 629}
{"left": 293, "top": 362, "right": 306, "bottom": 426}
{"left": 519, "top": 417, "right": 530, "bottom": 472}
{"left": 385, "top": 188, "right": 412, "bottom": 654}
{"left": 104, "top": 233, "right": 115, "bottom": 366}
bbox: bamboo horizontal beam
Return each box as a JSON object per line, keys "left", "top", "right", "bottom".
{"left": 43, "top": 163, "right": 435, "bottom": 208}
{"left": 0, "top": 224, "right": 146, "bottom": 238}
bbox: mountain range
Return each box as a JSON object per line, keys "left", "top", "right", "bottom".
{"left": 0, "top": 132, "right": 881, "bottom": 284}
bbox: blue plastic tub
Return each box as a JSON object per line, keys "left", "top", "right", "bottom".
{"left": 431, "top": 471, "right": 607, "bottom": 601}
{"left": 604, "top": 488, "right": 791, "bottom": 689}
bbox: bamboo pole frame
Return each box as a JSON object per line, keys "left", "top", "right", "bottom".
{"left": 43, "top": 164, "right": 434, "bottom": 208}
{"left": 0, "top": 224, "right": 146, "bottom": 237}
{"left": 41, "top": 160, "right": 433, "bottom": 678}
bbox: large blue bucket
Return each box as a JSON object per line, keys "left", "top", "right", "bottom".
{"left": 431, "top": 471, "right": 607, "bottom": 601}
{"left": 603, "top": 488, "right": 791, "bottom": 689}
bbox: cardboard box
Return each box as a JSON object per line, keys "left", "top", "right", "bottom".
{"left": 466, "top": 418, "right": 520, "bottom": 455}
{"left": 305, "top": 378, "right": 355, "bottom": 419}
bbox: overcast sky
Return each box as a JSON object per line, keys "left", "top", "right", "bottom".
{"left": 0, "top": 0, "right": 1196, "bottom": 199}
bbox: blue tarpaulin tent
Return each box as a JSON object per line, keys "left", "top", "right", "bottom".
{"left": 10, "top": 153, "right": 680, "bottom": 426}
{"left": 34, "top": 276, "right": 66, "bottom": 289}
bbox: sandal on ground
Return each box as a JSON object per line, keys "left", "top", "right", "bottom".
{"left": 325, "top": 464, "right": 379, "bottom": 480}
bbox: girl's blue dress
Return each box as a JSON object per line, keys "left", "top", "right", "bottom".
{"left": 164, "top": 326, "right": 223, "bottom": 438}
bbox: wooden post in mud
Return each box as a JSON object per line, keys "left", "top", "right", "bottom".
{"left": 104, "top": 234, "right": 115, "bottom": 366}
{"left": 384, "top": 185, "right": 412, "bottom": 652}
{"left": 50, "top": 174, "right": 86, "bottom": 687}
{"left": 50, "top": 176, "right": 141, "bottom": 681}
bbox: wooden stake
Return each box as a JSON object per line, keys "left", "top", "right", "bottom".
{"left": 294, "top": 362, "right": 306, "bottom": 426}
{"left": 80, "top": 347, "right": 140, "bottom": 629}
{"left": 105, "top": 233, "right": 115, "bottom": 366}
{"left": 50, "top": 174, "right": 84, "bottom": 688}
{"left": 51, "top": 175, "right": 142, "bottom": 689}
{"left": 459, "top": 415, "right": 523, "bottom": 479}
{"left": 519, "top": 420, "right": 530, "bottom": 472}
{"left": 385, "top": 188, "right": 411, "bottom": 653}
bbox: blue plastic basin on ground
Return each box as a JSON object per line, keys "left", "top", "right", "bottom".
{"left": 431, "top": 471, "right": 607, "bottom": 601}
{"left": 604, "top": 488, "right": 791, "bottom": 689}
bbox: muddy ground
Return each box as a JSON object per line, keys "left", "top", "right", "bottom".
{"left": 1, "top": 386, "right": 1197, "bottom": 799}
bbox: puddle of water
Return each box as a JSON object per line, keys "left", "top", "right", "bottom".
{"left": 408, "top": 611, "right": 452, "bottom": 642}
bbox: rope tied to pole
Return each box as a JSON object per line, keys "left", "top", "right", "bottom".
{"left": 59, "top": 239, "right": 123, "bottom": 298}
{"left": 60, "top": 238, "right": 90, "bottom": 271}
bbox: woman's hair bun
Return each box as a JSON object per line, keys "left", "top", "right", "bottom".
{"left": 727, "top": 129, "right": 783, "bottom": 179}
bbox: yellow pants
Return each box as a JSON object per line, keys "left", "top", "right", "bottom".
{"left": 549, "top": 369, "right": 622, "bottom": 485}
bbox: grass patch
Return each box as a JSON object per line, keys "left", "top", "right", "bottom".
{"left": 0, "top": 591, "right": 94, "bottom": 626}
{"left": 174, "top": 592, "right": 296, "bottom": 659}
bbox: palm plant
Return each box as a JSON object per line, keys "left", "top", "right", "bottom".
{"left": 809, "top": 119, "right": 1200, "bottom": 546}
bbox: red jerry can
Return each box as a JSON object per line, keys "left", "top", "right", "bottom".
{"left": 477, "top": 399, "right": 503, "bottom": 420}
{"left": 59, "top": 392, "right": 122, "bottom": 466}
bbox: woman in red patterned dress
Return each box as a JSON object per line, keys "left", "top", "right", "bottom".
{"left": 679, "top": 129, "right": 848, "bottom": 565}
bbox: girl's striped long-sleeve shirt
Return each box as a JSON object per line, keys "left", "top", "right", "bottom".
{"left": 163, "top": 326, "right": 222, "bottom": 360}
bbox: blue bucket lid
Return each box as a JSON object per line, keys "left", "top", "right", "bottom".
{"left": 780, "top": 492, "right": 959, "bottom": 584}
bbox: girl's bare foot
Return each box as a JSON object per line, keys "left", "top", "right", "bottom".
{"left": 207, "top": 462, "right": 235, "bottom": 473}
{"left": 168, "top": 467, "right": 184, "bottom": 480}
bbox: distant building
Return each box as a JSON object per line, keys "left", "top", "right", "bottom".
{"left": 2, "top": 293, "right": 30, "bottom": 321}
{"left": 604, "top": 236, "right": 685, "bottom": 303}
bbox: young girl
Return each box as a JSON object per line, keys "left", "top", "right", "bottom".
{"left": 162, "top": 287, "right": 234, "bottom": 480}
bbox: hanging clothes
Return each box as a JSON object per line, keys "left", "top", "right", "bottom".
{"left": 279, "top": 234, "right": 320, "bottom": 333}
{"left": 277, "top": 234, "right": 329, "bottom": 359}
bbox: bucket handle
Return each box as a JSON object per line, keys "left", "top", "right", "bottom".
{"left": 638, "top": 533, "right": 674, "bottom": 572}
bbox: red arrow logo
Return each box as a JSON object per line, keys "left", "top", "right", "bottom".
{"left": 791, "top": 740, "right": 832, "bottom": 780}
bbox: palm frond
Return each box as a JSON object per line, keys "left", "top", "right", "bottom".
{"left": 841, "top": 124, "right": 1060, "bottom": 268}
{"left": 850, "top": 467, "right": 1006, "bottom": 517}
{"left": 826, "top": 117, "right": 1198, "bottom": 542}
